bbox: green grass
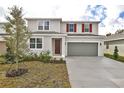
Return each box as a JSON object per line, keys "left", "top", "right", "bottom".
{"left": 104, "top": 53, "right": 124, "bottom": 63}
{"left": 0, "top": 61, "right": 71, "bottom": 88}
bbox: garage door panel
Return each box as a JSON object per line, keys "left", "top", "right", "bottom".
{"left": 68, "top": 43, "right": 98, "bottom": 56}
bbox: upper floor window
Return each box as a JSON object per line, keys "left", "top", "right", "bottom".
{"left": 66, "top": 23, "right": 76, "bottom": 32}
{"left": 38, "top": 20, "right": 49, "bottom": 30}
{"left": 82, "top": 23, "right": 92, "bottom": 32}
{"left": 38, "top": 21, "right": 43, "bottom": 30}
{"left": 84, "top": 23, "right": 89, "bottom": 32}
{"left": 30, "top": 38, "right": 42, "bottom": 49}
{"left": 44, "top": 21, "right": 49, "bottom": 30}
{"left": 69, "top": 24, "right": 74, "bottom": 32}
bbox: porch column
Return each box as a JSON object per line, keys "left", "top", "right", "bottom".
{"left": 62, "top": 37, "right": 65, "bottom": 57}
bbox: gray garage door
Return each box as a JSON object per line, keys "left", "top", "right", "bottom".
{"left": 68, "top": 43, "right": 98, "bottom": 56}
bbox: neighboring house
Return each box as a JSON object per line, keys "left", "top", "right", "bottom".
{"left": 26, "top": 18, "right": 104, "bottom": 58}
{"left": 0, "top": 22, "right": 6, "bottom": 55}
{"left": 104, "top": 34, "right": 124, "bottom": 56}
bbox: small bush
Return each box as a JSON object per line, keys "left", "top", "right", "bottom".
{"left": 23, "top": 51, "right": 52, "bottom": 63}
{"left": 39, "top": 51, "right": 52, "bottom": 63}
{"left": 113, "top": 46, "right": 119, "bottom": 59}
{"left": 23, "top": 52, "right": 39, "bottom": 61}
{"left": 9, "top": 51, "right": 66, "bottom": 63}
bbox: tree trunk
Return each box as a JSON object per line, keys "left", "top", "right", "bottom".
{"left": 16, "top": 20, "right": 19, "bottom": 70}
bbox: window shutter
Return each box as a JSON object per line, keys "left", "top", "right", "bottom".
{"left": 74, "top": 24, "right": 77, "bottom": 32}
{"left": 66, "top": 24, "right": 69, "bottom": 32}
{"left": 89, "top": 24, "right": 92, "bottom": 32}
{"left": 82, "top": 24, "right": 84, "bottom": 32}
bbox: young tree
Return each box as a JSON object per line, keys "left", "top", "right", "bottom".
{"left": 3, "top": 6, "right": 30, "bottom": 73}
{"left": 113, "top": 46, "right": 119, "bottom": 59}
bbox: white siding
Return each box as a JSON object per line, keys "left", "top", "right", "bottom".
{"left": 60, "top": 22, "right": 98, "bottom": 35}
{"left": 29, "top": 35, "right": 52, "bottom": 55}
{"left": 27, "top": 19, "right": 61, "bottom": 32}
{"left": 27, "top": 20, "right": 38, "bottom": 32}
{"left": 50, "top": 20, "right": 60, "bottom": 32}
{"left": 104, "top": 40, "right": 124, "bottom": 56}
{"left": 43, "top": 36, "right": 52, "bottom": 53}
{"left": 29, "top": 35, "right": 66, "bottom": 57}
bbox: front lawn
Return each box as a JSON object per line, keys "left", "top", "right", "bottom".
{"left": 0, "top": 61, "right": 71, "bottom": 88}
{"left": 104, "top": 53, "right": 124, "bottom": 63}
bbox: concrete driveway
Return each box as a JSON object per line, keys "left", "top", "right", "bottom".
{"left": 66, "top": 57, "right": 124, "bottom": 88}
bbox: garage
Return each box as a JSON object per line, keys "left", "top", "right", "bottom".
{"left": 67, "top": 42, "right": 98, "bottom": 56}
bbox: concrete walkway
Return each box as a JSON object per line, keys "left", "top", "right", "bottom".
{"left": 66, "top": 57, "right": 124, "bottom": 88}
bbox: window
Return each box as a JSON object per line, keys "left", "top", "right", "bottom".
{"left": 84, "top": 23, "right": 89, "bottom": 32}
{"left": 30, "top": 38, "right": 42, "bottom": 49}
{"left": 38, "top": 21, "right": 43, "bottom": 30}
{"left": 38, "top": 20, "right": 49, "bottom": 30}
{"left": 30, "top": 38, "right": 35, "bottom": 48}
{"left": 44, "top": 21, "right": 49, "bottom": 30}
{"left": 69, "top": 24, "right": 74, "bottom": 32}
{"left": 37, "top": 38, "right": 42, "bottom": 48}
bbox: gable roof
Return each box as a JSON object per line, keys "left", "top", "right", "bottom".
{"left": 25, "top": 18, "right": 62, "bottom": 21}
{"left": 25, "top": 17, "right": 100, "bottom": 23}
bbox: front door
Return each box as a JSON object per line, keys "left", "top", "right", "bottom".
{"left": 55, "top": 39, "right": 61, "bottom": 54}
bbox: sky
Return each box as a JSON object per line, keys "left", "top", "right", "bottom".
{"left": 0, "top": 0, "right": 124, "bottom": 35}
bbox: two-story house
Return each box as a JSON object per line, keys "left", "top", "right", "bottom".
{"left": 26, "top": 18, "right": 104, "bottom": 58}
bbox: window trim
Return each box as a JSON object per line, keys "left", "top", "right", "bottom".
{"left": 38, "top": 20, "right": 50, "bottom": 31}
{"left": 30, "top": 38, "right": 43, "bottom": 49}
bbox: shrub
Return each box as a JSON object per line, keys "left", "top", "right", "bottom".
{"left": 23, "top": 52, "right": 39, "bottom": 61}
{"left": 113, "top": 46, "right": 119, "bottom": 59}
{"left": 39, "top": 51, "right": 52, "bottom": 63}
{"left": 6, "top": 50, "right": 67, "bottom": 63}
{"left": 23, "top": 51, "right": 52, "bottom": 63}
